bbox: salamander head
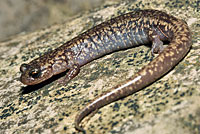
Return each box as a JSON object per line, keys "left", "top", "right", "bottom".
{"left": 20, "top": 60, "right": 53, "bottom": 85}
{"left": 20, "top": 49, "right": 70, "bottom": 85}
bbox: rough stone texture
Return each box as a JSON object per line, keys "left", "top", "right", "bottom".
{"left": 0, "top": 0, "right": 199, "bottom": 134}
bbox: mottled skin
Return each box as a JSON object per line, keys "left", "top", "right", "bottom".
{"left": 19, "top": 10, "right": 192, "bottom": 132}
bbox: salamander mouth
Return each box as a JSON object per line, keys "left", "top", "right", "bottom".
{"left": 20, "top": 76, "right": 41, "bottom": 85}
{"left": 20, "top": 73, "right": 53, "bottom": 85}
{"left": 20, "top": 69, "right": 68, "bottom": 86}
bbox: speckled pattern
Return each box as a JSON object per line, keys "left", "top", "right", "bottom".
{"left": 0, "top": 0, "right": 200, "bottom": 134}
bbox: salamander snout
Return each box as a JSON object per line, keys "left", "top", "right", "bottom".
{"left": 20, "top": 64, "right": 42, "bottom": 79}
{"left": 20, "top": 63, "right": 53, "bottom": 85}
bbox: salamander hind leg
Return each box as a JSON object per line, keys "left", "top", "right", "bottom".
{"left": 151, "top": 35, "right": 164, "bottom": 55}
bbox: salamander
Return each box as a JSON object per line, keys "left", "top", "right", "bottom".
{"left": 19, "top": 9, "right": 192, "bottom": 132}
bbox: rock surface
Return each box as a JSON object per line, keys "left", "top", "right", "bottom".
{"left": 0, "top": 0, "right": 199, "bottom": 134}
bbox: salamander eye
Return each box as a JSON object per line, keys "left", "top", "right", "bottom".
{"left": 29, "top": 69, "right": 41, "bottom": 79}
{"left": 20, "top": 64, "right": 30, "bottom": 73}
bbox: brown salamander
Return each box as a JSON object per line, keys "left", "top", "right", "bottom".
{"left": 20, "top": 9, "right": 192, "bottom": 132}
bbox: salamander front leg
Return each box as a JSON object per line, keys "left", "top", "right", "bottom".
{"left": 151, "top": 35, "right": 164, "bottom": 55}
{"left": 58, "top": 64, "right": 80, "bottom": 84}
